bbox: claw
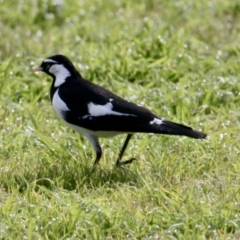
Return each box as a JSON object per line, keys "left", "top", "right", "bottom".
{"left": 115, "top": 157, "right": 137, "bottom": 168}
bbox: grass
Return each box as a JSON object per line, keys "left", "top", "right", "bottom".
{"left": 0, "top": 0, "right": 240, "bottom": 239}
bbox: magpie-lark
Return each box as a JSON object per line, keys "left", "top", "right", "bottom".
{"left": 33, "top": 54, "right": 207, "bottom": 167}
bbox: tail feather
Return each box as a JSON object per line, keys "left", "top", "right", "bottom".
{"left": 156, "top": 120, "right": 207, "bottom": 139}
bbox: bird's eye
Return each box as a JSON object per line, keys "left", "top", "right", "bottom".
{"left": 45, "top": 63, "right": 51, "bottom": 70}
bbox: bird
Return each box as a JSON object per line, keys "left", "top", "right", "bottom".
{"left": 33, "top": 54, "right": 207, "bottom": 167}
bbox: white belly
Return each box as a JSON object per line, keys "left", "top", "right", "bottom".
{"left": 65, "top": 121, "right": 123, "bottom": 138}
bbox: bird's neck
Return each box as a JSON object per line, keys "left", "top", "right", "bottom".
{"left": 50, "top": 79, "right": 58, "bottom": 102}
{"left": 49, "top": 70, "right": 83, "bottom": 102}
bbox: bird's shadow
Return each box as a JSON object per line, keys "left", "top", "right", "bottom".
{"left": 69, "top": 164, "right": 142, "bottom": 190}
{"left": 3, "top": 158, "right": 142, "bottom": 193}
{"left": 31, "top": 163, "right": 142, "bottom": 192}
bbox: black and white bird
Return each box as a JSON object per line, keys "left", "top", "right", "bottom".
{"left": 33, "top": 54, "right": 207, "bottom": 167}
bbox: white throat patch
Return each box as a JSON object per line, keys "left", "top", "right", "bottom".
{"left": 49, "top": 64, "right": 71, "bottom": 87}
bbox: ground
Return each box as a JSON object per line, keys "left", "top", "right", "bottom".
{"left": 0, "top": 0, "right": 240, "bottom": 239}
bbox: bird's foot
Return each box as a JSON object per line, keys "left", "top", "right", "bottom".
{"left": 115, "top": 157, "right": 137, "bottom": 168}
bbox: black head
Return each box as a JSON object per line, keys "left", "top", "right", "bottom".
{"left": 33, "top": 54, "right": 81, "bottom": 87}
{"left": 33, "top": 54, "right": 77, "bottom": 74}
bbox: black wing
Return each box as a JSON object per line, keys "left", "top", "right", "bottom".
{"left": 57, "top": 77, "right": 207, "bottom": 139}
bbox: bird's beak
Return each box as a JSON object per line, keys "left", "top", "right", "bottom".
{"left": 32, "top": 66, "right": 43, "bottom": 72}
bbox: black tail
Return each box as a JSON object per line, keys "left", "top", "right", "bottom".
{"left": 156, "top": 120, "right": 207, "bottom": 139}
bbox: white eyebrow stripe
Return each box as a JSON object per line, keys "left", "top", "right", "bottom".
{"left": 44, "top": 59, "right": 58, "bottom": 63}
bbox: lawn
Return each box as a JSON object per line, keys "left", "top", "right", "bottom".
{"left": 0, "top": 0, "right": 240, "bottom": 239}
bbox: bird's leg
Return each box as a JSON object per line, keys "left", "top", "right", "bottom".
{"left": 85, "top": 134, "right": 102, "bottom": 167}
{"left": 93, "top": 147, "right": 102, "bottom": 166}
{"left": 115, "top": 134, "right": 136, "bottom": 167}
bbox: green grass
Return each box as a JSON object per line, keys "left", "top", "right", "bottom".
{"left": 1, "top": 0, "right": 240, "bottom": 239}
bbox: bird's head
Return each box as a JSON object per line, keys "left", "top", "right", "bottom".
{"left": 33, "top": 54, "right": 78, "bottom": 87}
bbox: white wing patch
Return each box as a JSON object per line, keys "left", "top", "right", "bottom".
{"left": 52, "top": 89, "right": 70, "bottom": 118}
{"left": 44, "top": 59, "right": 58, "bottom": 63}
{"left": 150, "top": 118, "right": 163, "bottom": 125}
{"left": 83, "top": 102, "right": 136, "bottom": 119}
{"left": 48, "top": 64, "right": 71, "bottom": 87}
